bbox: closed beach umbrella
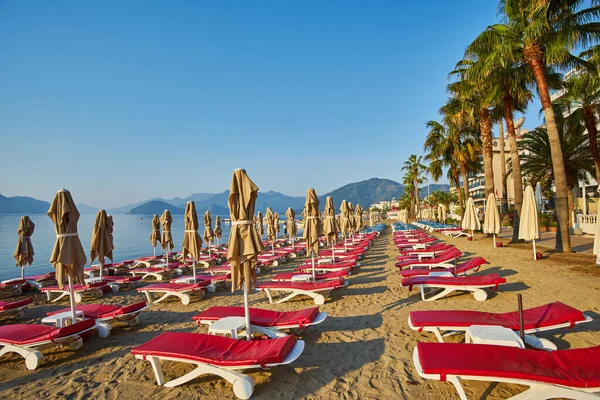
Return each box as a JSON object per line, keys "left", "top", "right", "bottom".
{"left": 462, "top": 197, "right": 481, "bottom": 238}
{"left": 48, "top": 189, "right": 86, "bottom": 323}
{"left": 519, "top": 185, "right": 540, "bottom": 260}
{"left": 369, "top": 210, "right": 374, "bottom": 228}
{"left": 266, "top": 207, "right": 276, "bottom": 253}
{"left": 160, "top": 210, "right": 174, "bottom": 262}
{"left": 204, "top": 210, "right": 215, "bottom": 255}
{"left": 339, "top": 200, "right": 350, "bottom": 250}
{"left": 483, "top": 193, "right": 502, "bottom": 248}
{"left": 256, "top": 211, "right": 264, "bottom": 239}
{"left": 324, "top": 196, "right": 339, "bottom": 261}
{"left": 286, "top": 207, "right": 297, "bottom": 243}
{"left": 355, "top": 204, "right": 364, "bottom": 234}
{"left": 303, "top": 188, "right": 324, "bottom": 281}
{"left": 347, "top": 202, "right": 355, "bottom": 235}
{"left": 439, "top": 204, "right": 447, "bottom": 225}
{"left": 274, "top": 212, "right": 280, "bottom": 239}
{"left": 14, "top": 216, "right": 35, "bottom": 280}
{"left": 183, "top": 201, "right": 203, "bottom": 280}
{"left": 150, "top": 214, "right": 161, "bottom": 257}
{"left": 227, "top": 169, "right": 264, "bottom": 339}
{"left": 90, "top": 209, "right": 114, "bottom": 279}
{"left": 214, "top": 215, "right": 223, "bottom": 246}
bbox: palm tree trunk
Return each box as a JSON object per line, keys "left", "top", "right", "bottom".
{"left": 583, "top": 107, "right": 600, "bottom": 184}
{"left": 498, "top": 119, "right": 509, "bottom": 215}
{"left": 414, "top": 179, "right": 420, "bottom": 216}
{"left": 459, "top": 162, "right": 470, "bottom": 203}
{"left": 504, "top": 98, "right": 524, "bottom": 243}
{"left": 479, "top": 108, "right": 495, "bottom": 197}
{"left": 524, "top": 46, "right": 571, "bottom": 252}
{"left": 451, "top": 166, "right": 464, "bottom": 212}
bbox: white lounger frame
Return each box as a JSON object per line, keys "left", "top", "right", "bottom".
{"left": 139, "top": 287, "right": 205, "bottom": 305}
{"left": 136, "top": 340, "right": 305, "bottom": 399}
{"left": 413, "top": 347, "right": 600, "bottom": 400}
{"left": 0, "top": 304, "right": 31, "bottom": 319}
{"left": 129, "top": 269, "right": 173, "bottom": 282}
{"left": 408, "top": 314, "right": 593, "bottom": 348}
{"left": 0, "top": 326, "right": 95, "bottom": 370}
{"left": 197, "top": 312, "right": 328, "bottom": 331}
{"left": 42, "top": 287, "right": 104, "bottom": 303}
{"left": 410, "top": 281, "right": 499, "bottom": 302}
{"left": 443, "top": 230, "right": 469, "bottom": 238}
{"left": 258, "top": 282, "right": 348, "bottom": 305}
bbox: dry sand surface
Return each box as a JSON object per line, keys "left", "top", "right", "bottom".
{"left": 1, "top": 223, "right": 599, "bottom": 399}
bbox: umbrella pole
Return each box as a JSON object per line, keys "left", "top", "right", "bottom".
{"left": 532, "top": 239, "right": 537, "bottom": 260}
{"left": 193, "top": 260, "right": 197, "bottom": 281}
{"left": 243, "top": 280, "right": 252, "bottom": 341}
{"left": 493, "top": 233, "right": 496, "bottom": 248}
{"left": 331, "top": 242, "right": 335, "bottom": 263}
{"left": 99, "top": 259, "right": 103, "bottom": 280}
{"left": 312, "top": 252, "right": 316, "bottom": 282}
{"left": 21, "top": 266, "right": 24, "bottom": 280}
{"left": 68, "top": 275, "right": 77, "bottom": 324}
{"left": 518, "top": 294, "right": 525, "bottom": 342}
{"left": 153, "top": 245, "right": 156, "bottom": 258}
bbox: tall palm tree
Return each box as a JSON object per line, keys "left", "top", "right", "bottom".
{"left": 553, "top": 71, "right": 600, "bottom": 183}
{"left": 403, "top": 155, "right": 427, "bottom": 217}
{"left": 517, "top": 115, "right": 594, "bottom": 225}
{"left": 401, "top": 172, "right": 416, "bottom": 220}
{"left": 470, "top": 0, "right": 600, "bottom": 251}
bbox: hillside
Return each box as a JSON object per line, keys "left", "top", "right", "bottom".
{"left": 128, "top": 200, "right": 184, "bottom": 215}
{"left": 321, "top": 178, "right": 404, "bottom": 208}
{"left": 0, "top": 195, "right": 50, "bottom": 214}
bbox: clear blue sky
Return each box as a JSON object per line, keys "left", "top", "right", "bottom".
{"left": 0, "top": 0, "right": 542, "bottom": 208}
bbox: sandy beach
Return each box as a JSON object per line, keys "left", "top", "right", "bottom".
{"left": 1, "top": 223, "right": 599, "bottom": 400}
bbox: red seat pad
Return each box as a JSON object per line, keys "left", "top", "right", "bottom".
{"left": 397, "top": 244, "right": 454, "bottom": 258}
{"left": 102, "top": 276, "right": 143, "bottom": 283}
{"left": 297, "top": 261, "right": 355, "bottom": 270}
{"left": 273, "top": 270, "right": 348, "bottom": 281}
{"left": 402, "top": 274, "right": 506, "bottom": 288}
{"left": 137, "top": 282, "right": 209, "bottom": 292}
{"left": 0, "top": 298, "right": 33, "bottom": 311}
{"left": 395, "top": 249, "right": 462, "bottom": 269}
{"left": 400, "top": 257, "right": 486, "bottom": 278}
{"left": 24, "top": 272, "right": 55, "bottom": 281}
{"left": 416, "top": 342, "right": 600, "bottom": 389}
{"left": 410, "top": 302, "right": 587, "bottom": 330}
{"left": 0, "top": 280, "right": 27, "bottom": 288}
{"left": 40, "top": 281, "right": 107, "bottom": 292}
{"left": 192, "top": 306, "right": 319, "bottom": 327}
{"left": 131, "top": 267, "right": 169, "bottom": 273}
{"left": 47, "top": 302, "right": 147, "bottom": 319}
{"left": 0, "top": 319, "right": 95, "bottom": 345}
{"left": 131, "top": 332, "right": 297, "bottom": 367}
{"left": 257, "top": 279, "right": 344, "bottom": 290}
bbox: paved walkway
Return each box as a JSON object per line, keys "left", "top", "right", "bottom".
{"left": 498, "top": 228, "right": 594, "bottom": 254}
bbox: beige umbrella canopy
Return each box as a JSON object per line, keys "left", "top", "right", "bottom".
{"left": 355, "top": 204, "right": 364, "bottom": 233}
{"left": 347, "top": 202, "right": 355, "bottom": 236}
{"left": 48, "top": 189, "right": 86, "bottom": 323}
{"left": 369, "top": 210, "right": 374, "bottom": 227}
{"left": 182, "top": 201, "right": 203, "bottom": 280}
{"left": 274, "top": 212, "right": 280, "bottom": 239}
{"left": 266, "top": 207, "right": 276, "bottom": 245}
{"left": 303, "top": 188, "right": 324, "bottom": 280}
{"left": 160, "top": 210, "right": 174, "bottom": 261}
{"left": 14, "top": 216, "right": 35, "bottom": 279}
{"left": 286, "top": 207, "right": 297, "bottom": 240}
{"left": 214, "top": 215, "right": 223, "bottom": 245}
{"left": 339, "top": 200, "right": 350, "bottom": 249}
{"left": 323, "top": 196, "right": 339, "bottom": 245}
{"left": 150, "top": 214, "right": 161, "bottom": 256}
{"left": 462, "top": 197, "right": 481, "bottom": 238}
{"left": 227, "top": 169, "right": 264, "bottom": 338}
{"left": 519, "top": 185, "right": 540, "bottom": 260}
{"left": 203, "top": 210, "right": 215, "bottom": 248}
{"left": 90, "top": 209, "right": 114, "bottom": 279}
{"left": 439, "top": 204, "right": 447, "bottom": 224}
{"left": 483, "top": 193, "right": 502, "bottom": 248}
{"left": 256, "top": 211, "right": 264, "bottom": 238}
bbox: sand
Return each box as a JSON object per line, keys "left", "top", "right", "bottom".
{"left": 1, "top": 223, "right": 599, "bottom": 399}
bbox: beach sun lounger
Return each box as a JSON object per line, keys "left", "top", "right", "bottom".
{"left": 0, "top": 319, "right": 96, "bottom": 370}
{"left": 48, "top": 301, "right": 149, "bottom": 332}
{"left": 40, "top": 281, "right": 108, "bottom": 303}
{"left": 192, "top": 306, "right": 327, "bottom": 331}
{"left": 171, "top": 273, "right": 229, "bottom": 291}
{"left": 132, "top": 332, "right": 304, "bottom": 399}
{"left": 137, "top": 282, "right": 209, "bottom": 305}
{"left": 257, "top": 279, "right": 347, "bottom": 305}
{"left": 23, "top": 272, "right": 57, "bottom": 289}
{"left": 294, "top": 260, "right": 356, "bottom": 274}
{"left": 0, "top": 298, "right": 33, "bottom": 318}
{"left": 413, "top": 342, "right": 600, "bottom": 399}
{"left": 272, "top": 270, "right": 349, "bottom": 282}
{"left": 400, "top": 257, "right": 486, "bottom": 278}
{"left": 395, "top": 248, "right": 462, "bottom": 270}
{"left": 401, "top": 274, "right": 506, "bottom": 301}
{"left": 0, "top": 280, "right": 27, "bottom": 298}
{"left": 408, "top": 301, "right": 593, "bottom": 349}
{"left": 129, "top": 267, "right": 174, "bottom": 281}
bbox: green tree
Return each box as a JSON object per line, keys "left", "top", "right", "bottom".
{"left": 402, "top": 155, "right": 427, "bottom": 218}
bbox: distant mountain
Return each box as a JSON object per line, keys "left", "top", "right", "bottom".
{"left": 76, "top": 203, "right": 98, "bottom": 214}
{"left": 321, "top": 178, "right": 404, "bottom": 208}
{"left": 204, "top": 204, "right": 229, "bottom": 216}
{"left": 0, "top": 195, "right": 50, "bottom": 215}
{"left": 129, "top": 200, "right": 185, "bottom": 215}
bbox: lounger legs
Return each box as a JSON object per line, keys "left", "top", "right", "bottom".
{"left": 0, "top": 344, "right": 43, "bottom": 370}
{"left": 140, "top": 355, "right": 255, "bottom": 399}
{"left": 143, "top": 290, "right": 204, "bottom": 305}
{"left": 419, "top": 286, "right": 489, "bottom": 302}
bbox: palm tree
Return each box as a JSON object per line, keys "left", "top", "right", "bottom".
{"left": 553, "top": 70, "right": 600, "bottom": 183}
{"left": 517, "top": 115, "right": 594, "bottom": 226}
{"left": 403, "top": 155, "right": 427, "bottom": 217}
{"left": 470, "top": 0, "right": 600, "bottom": 251}
{"left": 397, "top": 188, "right": 412, "bottom": 212}
{"left": 401, "top": 174, "right": 415, "bottom": 220}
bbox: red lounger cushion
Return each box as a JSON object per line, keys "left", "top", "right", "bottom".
{"left": 0, "top": 280, "right": 27, "bottom": 288}
{"left": 0, "top": 298, "right": 33, "bottom": 311}
{"left": 402, "top": 274, "right": 506, "bottom": 289}
{"left": 410, "top": 302, "right": 587, "bottom": 331}
{"left": 0, "top": 319, "right": 95, "bottom": 345}
{"left": 131, "top": 332, "right": 297, "bottom": 367}
{"left": 400, "top": 257, "right": 486, "bottom": 278}
{"left": 103, "top": 276, "right": 143, "bottom": 283}
{"left": 296, "top": 261, "right": 355, "bottom": 271}
{"left": 258, "top": 279, "right": 344, "bottom": 290}
{"left": 40, "top": 281, "right": 107, "bottom": 292}
{"left": 395, "top": 249, "right": 463, "bottom": 268}
{"left": 416, "top": 342, "right": 600, "bottom": 389}
{"left": 137, "top": 282, "right": 209, "bottom": 292}
{"left": 47, "top": 301, "right": 148, "bottom": 319}
{"left": 192, "top": 306, "right": 319, "bottom": 327}
{"left": 274, "top": 270, "right": 348, "bottom": 281}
